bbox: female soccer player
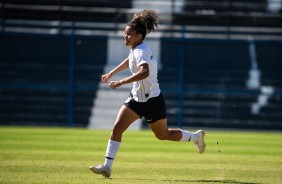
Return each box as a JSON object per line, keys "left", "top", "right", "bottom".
{"left": 90, "top": 10, "right": 205, "bottom": 178}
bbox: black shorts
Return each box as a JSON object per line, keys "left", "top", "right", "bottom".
{"left": 124, "top": 92, "right": 167, "bottom": 124}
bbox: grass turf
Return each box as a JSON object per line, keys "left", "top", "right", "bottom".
{"left": 0, "top": 126, "right": 281, "bottom": 184}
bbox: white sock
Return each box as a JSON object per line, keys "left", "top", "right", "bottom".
{"left": 104, "top": 139, "right": 120, "bottom": 169}
{"left": 179, "top": 129, "right": 196, "bottom": 142}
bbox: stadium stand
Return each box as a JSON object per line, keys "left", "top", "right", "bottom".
{"left": 160, "top": 39, "right": 282, "bottom": 129}
{"left": 158, "top": 0, "right": 282, "bottom": 130}
{"left": 0, "top": 33, "right": 107, "bottom": 127}
{"left": 0, "top": 0, "right": 281, "bottom": 129}
{"left": 0, "top": 0, "right": 129, "bottom": 127}
{"left": 174, "top": 0, "right": 282, "bottom": 27}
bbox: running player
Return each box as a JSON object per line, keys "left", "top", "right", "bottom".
{"left": 90, "top": 9, "right": 206, "bottom": 178}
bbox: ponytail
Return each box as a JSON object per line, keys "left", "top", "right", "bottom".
{"left": 128, "top": 10, "right": 159, "bottom": 40}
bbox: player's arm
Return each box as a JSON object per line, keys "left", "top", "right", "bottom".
{"left": 108, "top": 63, "right": 149, "bottom": 89}
{"left": 101, "top": 58, "right": 129, "bottom": 83}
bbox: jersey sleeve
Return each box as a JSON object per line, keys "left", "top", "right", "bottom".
{"left": 134, "top": 49, "right": 151, "bottom": 67}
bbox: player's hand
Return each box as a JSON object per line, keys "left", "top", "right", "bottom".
{"left": 101, "top": 73, "right": 112, "bottom": 83}
{"left": 108, "top": 81, "right": 122, "bottom": 89}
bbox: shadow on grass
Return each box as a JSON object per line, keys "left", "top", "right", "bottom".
{"left": 116, "top": 178, "right": 261, "bottom": 184}
{"left": 163, "top": 179, "right": 261, "bottom": 184}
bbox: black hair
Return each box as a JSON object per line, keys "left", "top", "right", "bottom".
{"left": 127, "top": 10, "right": 159, "bottom": 40}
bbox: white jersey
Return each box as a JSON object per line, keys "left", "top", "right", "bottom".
{"left": 128, "top": 42, "right": 160, "bottom": 102}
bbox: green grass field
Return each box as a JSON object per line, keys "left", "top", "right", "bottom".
{"left": 0, "top": 126, "right": 281, "bottom": 184}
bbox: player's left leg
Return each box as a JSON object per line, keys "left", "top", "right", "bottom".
{"left": 148, "top": 118, "right": 181, "bottom": 141}
{"left": 148, "top": 119, "right": 206, "bottom": 153}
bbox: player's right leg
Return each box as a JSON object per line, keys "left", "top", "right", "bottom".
{"left": 90, "top": 105, "right": 139, "bottom": 178}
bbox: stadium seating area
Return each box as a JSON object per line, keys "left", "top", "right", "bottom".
{"left": 160, "top": 39, "right": 282, "bottom": 129}
{"left": 1, "top": 0, "right": 132, "bottom": 21}
{"left": 0, "top": 34, "right": 107, "bottom": 127}
{"left": 0, "top": 0, "right": 281, "bottom": 129}
{"left": 174, "top": 0, "right": 282, "bottom": 27}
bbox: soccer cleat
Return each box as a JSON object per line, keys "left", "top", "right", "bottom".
{"left": 193, "top": 130, "right": 206, "bottom": 154}
{"left": 89, "top": 164, "right": 111, "bottom": 178}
